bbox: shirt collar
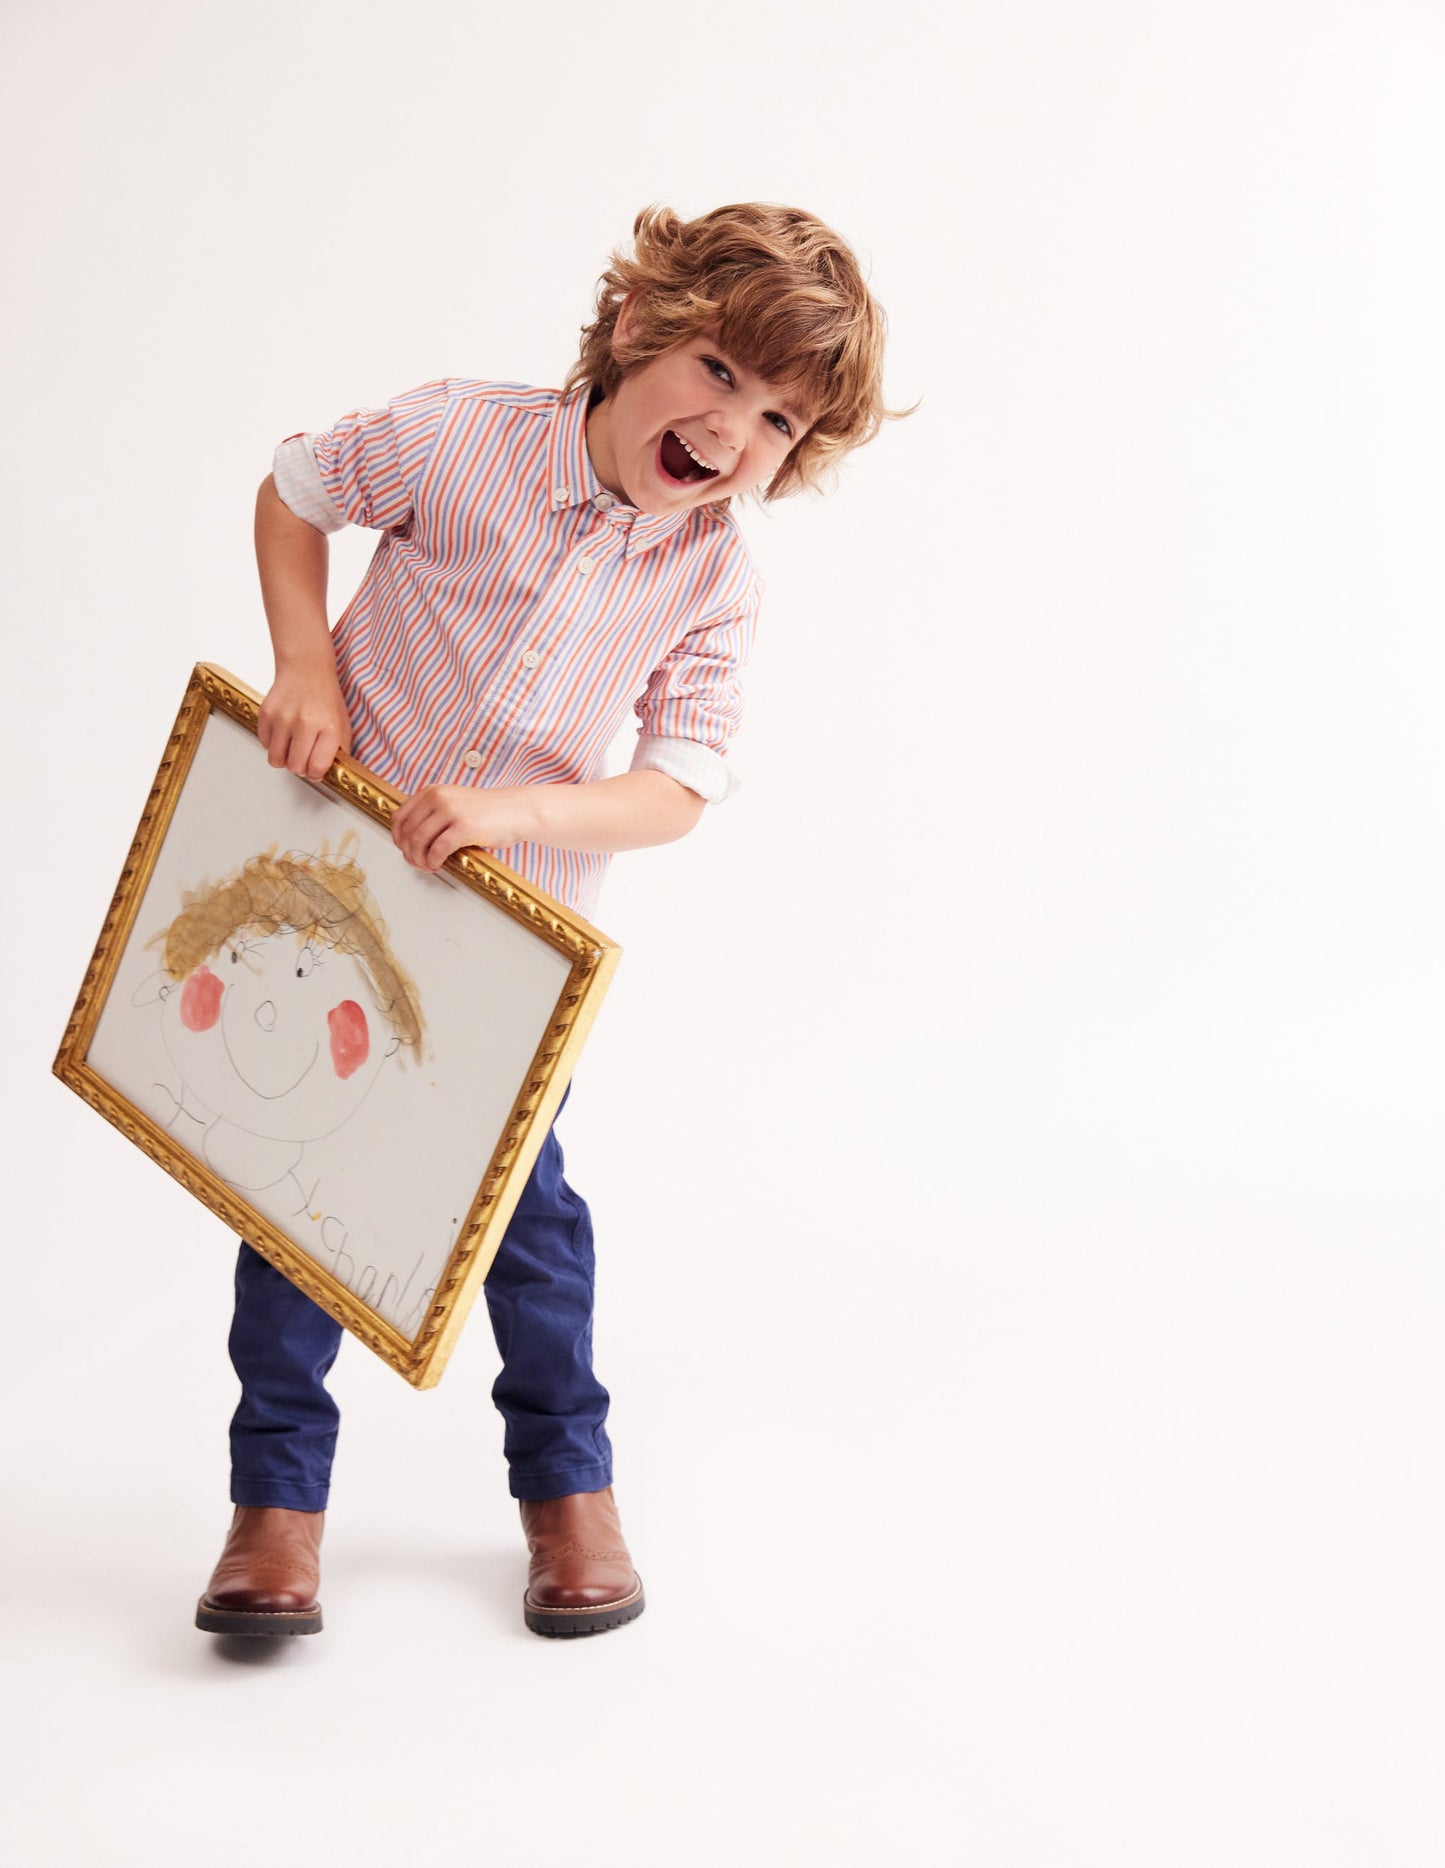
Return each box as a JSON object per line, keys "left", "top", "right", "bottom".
{"left": 544, "top": 389, "right": 694, "bottom": 561}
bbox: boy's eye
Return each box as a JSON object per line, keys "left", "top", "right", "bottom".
{"left": 702, "top": 351, "right": 793, "bottom": 440}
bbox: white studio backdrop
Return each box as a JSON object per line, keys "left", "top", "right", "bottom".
{"left": 2, "top": 3, "right": 1442, "bottom": 1865}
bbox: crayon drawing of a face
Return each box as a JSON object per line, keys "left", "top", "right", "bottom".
{"left": 146, "top": 839, "right": 425, "bottom": 1187}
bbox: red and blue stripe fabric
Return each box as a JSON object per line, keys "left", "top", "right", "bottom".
{"left": 272, "top": 379, "right": 762, "bottom": 920}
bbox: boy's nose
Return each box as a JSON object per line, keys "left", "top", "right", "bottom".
{"left": 254, "top": 1000, "right": 277, "bottom": 1032}
{"left": 703, "top": 415, "right": 742, "bottom": 466}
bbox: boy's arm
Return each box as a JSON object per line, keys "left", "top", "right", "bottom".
{"left": 254, "top": 469, "right": 706, "bottom": 856}
{"left": 390, "top": 771, "right": 706, "bottom": 872}
{"left": 253, "top": 474, "right": 352, "bottom": 779}
{"left": 390, "top": 576, "right": 759, "bottom": 872}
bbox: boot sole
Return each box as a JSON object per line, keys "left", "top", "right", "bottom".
{"left": 195, "top": 1597, "right": 323, "bottom": 1636}
{"left": 523, "top": 1581, "right": 645, "bottom": 1638}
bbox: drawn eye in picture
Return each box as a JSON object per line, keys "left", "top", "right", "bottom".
{"left": 134, "top": 839, "right": 426, "bottom": 1192}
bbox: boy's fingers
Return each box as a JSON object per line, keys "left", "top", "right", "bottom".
{"left": 305, "top": 734, "right": 335, "bottom": 780}
{"left": 253, "top": 709, "right": 337, "bottom": 771}
{"left": 414, "top": 812, "right": 450, "bottom": 860}
{"left": 396, "top": 805, "right": 445, "bottom": 865}
{"left": 425, "top": 827, "right": 463, "bottom": 870}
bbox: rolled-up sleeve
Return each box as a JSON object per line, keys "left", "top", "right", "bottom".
{"left": 272, "top": 379, "right": 453, "bottom": 533}
{"left": 272, "top": 434, "right": 346, "bottom": 533}
{"left": 629, "top": 578, "right": 761, "bottom": 803}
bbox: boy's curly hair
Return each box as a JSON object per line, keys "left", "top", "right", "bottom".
{"left": 564, "top": 202, "right": 909, "bottom": 503}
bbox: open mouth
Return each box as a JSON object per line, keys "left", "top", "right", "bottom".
{"left": 658, "top": 429, "right": 720, "bottom": 487}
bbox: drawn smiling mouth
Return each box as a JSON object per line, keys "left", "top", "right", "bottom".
{"left": 219, "top": 1018, "right": 320, "bottom": 1101}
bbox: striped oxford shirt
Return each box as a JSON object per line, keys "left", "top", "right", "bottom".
{"left": 272, "top": 377, "right": 762, "bottom": 920}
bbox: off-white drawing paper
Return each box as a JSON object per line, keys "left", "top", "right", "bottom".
{"left": 87, "top": 711, "right": 572, "bottom": 1339}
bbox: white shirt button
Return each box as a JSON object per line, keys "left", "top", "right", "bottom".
{"left": 462, "top": 750, "right": 483, "bottom": 770}
{"left": 577, "top": 555, "right": 595, "bottom": 575}
{"left": 521, "top": 649, "right": 540, "bottom": 669}
{"left": 553, "top": 484, "right": 569, "bottom": 504}
{"left": 591, "top": 491, "right": 615, "bottom": 512}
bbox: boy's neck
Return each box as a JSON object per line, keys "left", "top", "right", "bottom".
{"left": 583, "top": 390, "right": 631, "bottom": 506}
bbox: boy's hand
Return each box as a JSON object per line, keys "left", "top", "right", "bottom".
{"left": 257, "top": 663, "right": 353, "bottom": 780}
{"left": 391, "top": 784, "right": 531, "bottom": 872}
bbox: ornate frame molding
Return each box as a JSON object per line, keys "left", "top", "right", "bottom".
{"left": 53, "top": 663, "right": 620, "bottom": 1388}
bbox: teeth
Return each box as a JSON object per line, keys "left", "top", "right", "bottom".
{"left": 676, "top": 432, "right": 717, "bottom": 473}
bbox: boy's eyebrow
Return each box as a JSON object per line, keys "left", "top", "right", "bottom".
{"left": 709, "top": 339, "right": 808, "bottom": 428}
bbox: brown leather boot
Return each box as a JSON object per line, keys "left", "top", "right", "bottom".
{"left": 195, "top": 1505, "right": 325, "bottom": 1636}
{"left": 519, "top": 1485, "right": 645, "bottom": 1637}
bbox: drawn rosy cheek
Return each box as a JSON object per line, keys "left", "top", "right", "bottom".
{"left": 328, "top": 1000, "right": 370, "bottom": 1079}
{"left": 180, "top": 965, "right": 223, "bottom": 1032}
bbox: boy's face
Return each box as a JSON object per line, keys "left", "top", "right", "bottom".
{"left": 585, "top": 327, "right": 809, "bottom": 514}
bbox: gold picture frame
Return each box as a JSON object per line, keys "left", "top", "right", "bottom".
{"left": 53, "top": 663, "right": 620, "bottom": 1389}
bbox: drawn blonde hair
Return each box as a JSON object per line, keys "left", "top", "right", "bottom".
{"left": 150, "top": 838, "right": 425, "bottom": 1061}
{"left": 563, "top": 202, "right": 912, "bottom": 504}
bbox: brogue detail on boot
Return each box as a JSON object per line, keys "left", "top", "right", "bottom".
{"left": 195, "top": 1505, "right": 325, "bottom": 1636}
{"left": 519, "top": 1485, "right": 645, "bottom": 1638}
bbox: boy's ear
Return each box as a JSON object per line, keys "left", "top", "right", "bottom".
{"left": 614, "top": 293, "right": 636, "bottom": 349}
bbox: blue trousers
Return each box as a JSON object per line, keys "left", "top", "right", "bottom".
{"left": 227, "top": 1116, "right": 613, "bottom": 1506}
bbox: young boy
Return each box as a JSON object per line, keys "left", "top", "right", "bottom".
{"left": 196, "top": 202, "right": 895, "bottom": 1640}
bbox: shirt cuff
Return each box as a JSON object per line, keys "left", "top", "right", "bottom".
{"left": 272, "top": 434, "right": 348, "bottom": 535}
{"left": 630, "top": 734, "right": 740, "bottom": 803}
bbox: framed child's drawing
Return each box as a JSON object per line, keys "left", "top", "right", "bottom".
{"left": 53, "top": 664, "right": 620, "bottom": 1389}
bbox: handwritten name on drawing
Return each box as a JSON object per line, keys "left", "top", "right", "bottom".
{"left": 287, "top": 1172, "right": 446, "bottom": 1337}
